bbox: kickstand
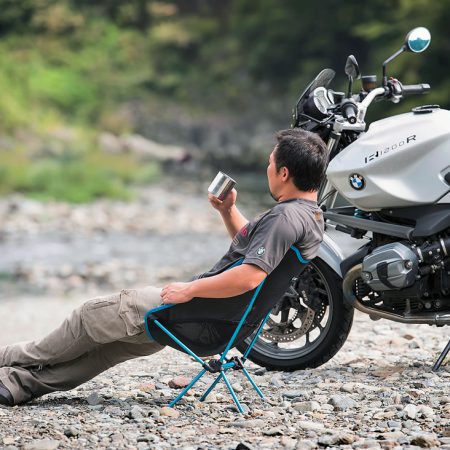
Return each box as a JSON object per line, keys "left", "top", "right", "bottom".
{"left": 432, "top": 339, "right": 450, "bottom": 372}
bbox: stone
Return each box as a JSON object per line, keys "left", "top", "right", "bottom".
{"left": 380, "top": 431, "right": 406, "bottom": 440}
{"left": 120, "top": 134, "right": 187, "bottom": 161}
{"left": 203, "top": 392, "right": 217, "bottom": 403}
{"left": 168, "top": 375, "right": 191, "bottom": 389}
{"left": 231, "top": 419, "right": 265, "bottom": 429}
{"left": 86, "top": 392, "right": 102, "bottom": 406}
{"left": 293, "top": 401, "right": 320, "bottom": 412}
{"left": 263, "top": 427, "right": 284, "bottom": 436}
{"left": 296, "top": 420, "right": 325, "bottom": 432}
{"left": 281, "top": 436, "right": 297, "bottom": 449}
{"left": 63, "top": 427, "right": 79, "bottom": 438}
{"left": 129, "top": 405, "right": 145, "bottom": 419}
{"left": 139, "top": 383, "right": 156, "bottom": 392}
{"left": 419, "top": 405, "right": 434, "bottom": 418}
{"left": 410, "top": 433, "right": 441, "bottom": 448}
{"left": 160, "top": 406, "right": 180, "bottom": 418}
{"left": 295, "top": 440, "right": 318, "bottom": 450}
{"left": 328, "top": 394, "right": 357, "bottom": 411}
{"left": 318, "top": 433, "right": 355, "bottom": 446}
{"left": 404, "top": 403, "right": 418, "bottom": 419}
{"left": 387, "top": 420, "right": 402, "bottom": 429}
{"left": 282, "top": 390, "right": 306, "bottom": 399}
{"left": 23, "top": 440, "right": 60, "bottom": 450}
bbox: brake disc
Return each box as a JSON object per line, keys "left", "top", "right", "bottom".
{"left": 261, "top": 300, "right": 315, "bottom": 343}
{"left": 260, "top": 268, "right": 327, "bottom": 343}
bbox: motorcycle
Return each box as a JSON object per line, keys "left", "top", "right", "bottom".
{"left": 238, "top": 27, "right": 450, "bottom": 371}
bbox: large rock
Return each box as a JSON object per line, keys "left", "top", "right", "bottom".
{"left": 120, "top": 134, "right": 188, "bottom": 161}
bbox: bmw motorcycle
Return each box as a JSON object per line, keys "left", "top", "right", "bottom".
{"left": 239, "top": 27, "right": 450, "bottom": 371}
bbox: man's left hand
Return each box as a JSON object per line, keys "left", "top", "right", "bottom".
{"left": 161, "top": 282, "right": 194, "bottom": 304}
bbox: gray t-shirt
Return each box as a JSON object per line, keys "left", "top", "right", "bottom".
{"left": 196, "top": 198, "right": 324, "bottom": 278}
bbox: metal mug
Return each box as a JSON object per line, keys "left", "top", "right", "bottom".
{"left": 208, "top": 171, "right": 236, "bottom": 201}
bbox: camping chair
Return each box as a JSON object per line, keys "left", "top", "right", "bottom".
{"left": 144, "top": 245, "right": 309, "bottom": 413}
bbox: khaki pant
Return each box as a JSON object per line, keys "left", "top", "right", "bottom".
{"left": 0, "top": 287, "right": 165, "bottom": 405}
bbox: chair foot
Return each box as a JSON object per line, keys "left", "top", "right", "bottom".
{"left": 221, "top": 370, "right": 246, "bottom": 413}
{"left": 200, "top": 372, "right": 224, "bottom": 402}
{"left": 432, "top": 339, "right": 450, "bottom": 372}
{"left": 169, "top": 368, "right": 207, "bottom": 407}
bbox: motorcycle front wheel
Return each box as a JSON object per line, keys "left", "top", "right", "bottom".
{"left": 238, "top": 258, "right": 354, "bottom": 371}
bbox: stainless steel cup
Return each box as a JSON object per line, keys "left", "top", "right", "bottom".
{"left": 208, "top": 171, "right": 236, "bottom": 201}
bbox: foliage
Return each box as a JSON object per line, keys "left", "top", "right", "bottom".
{"left": 0, "top": 145, "right": 160, "bottom": 203}
{"left": 0, "top": 0, "right": 449, "bottom": 201}
{"left": 0, "top": 0, "right": 448, "bottom": 126}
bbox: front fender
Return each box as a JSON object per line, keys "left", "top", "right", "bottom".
{"left": 316, "top": 226, "right": 367, "bottom": 278}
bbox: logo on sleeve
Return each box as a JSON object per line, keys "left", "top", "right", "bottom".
{"left": 257, "top": 246, "right": 266, "bottom": 256}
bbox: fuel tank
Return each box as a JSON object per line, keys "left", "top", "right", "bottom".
{"left": 327, "top": 108, "right": 450, "bottom": 211}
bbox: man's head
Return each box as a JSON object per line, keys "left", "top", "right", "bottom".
{"left": 267, "top": 128, "right": 328, "bottom": 201}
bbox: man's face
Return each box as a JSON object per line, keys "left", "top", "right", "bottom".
{"left": 267, "top": 147, "right": 282, "bottom": 201}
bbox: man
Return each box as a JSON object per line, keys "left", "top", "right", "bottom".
{"left": 0, "top": 128, "right": 327, "bottom": 406}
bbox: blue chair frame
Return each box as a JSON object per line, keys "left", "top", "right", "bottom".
{"left": 144, "top": 245, "right": 309, "bottom": 413}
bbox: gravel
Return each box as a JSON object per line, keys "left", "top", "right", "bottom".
{"left": 1, "top": 304, "right": 449, "bottom": 449}
{"left": 0, "top": 186, "right": 449, "bottom": 448}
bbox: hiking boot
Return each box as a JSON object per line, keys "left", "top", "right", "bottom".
{"left": 0, "top": 381, "right": 13, "bottom": 406}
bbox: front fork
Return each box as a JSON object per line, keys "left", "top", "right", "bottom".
{"left": 318, "top": 131, "right": 342, "bottom": 209}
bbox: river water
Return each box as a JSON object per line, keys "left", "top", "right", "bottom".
{"left": 0, "top": 175, "right": 271, "bottom": 298}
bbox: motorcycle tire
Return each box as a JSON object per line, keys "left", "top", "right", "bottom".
{"left": 237, "top": 258, "right": 354, "bottom": 371}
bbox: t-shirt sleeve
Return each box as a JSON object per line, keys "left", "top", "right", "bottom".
{"left": 243, "top": 213, "right": 302, "bottom": 275}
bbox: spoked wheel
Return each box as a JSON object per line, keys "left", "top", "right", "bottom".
{"left": 238, "top": 258, "right": 354, "bottom": 371}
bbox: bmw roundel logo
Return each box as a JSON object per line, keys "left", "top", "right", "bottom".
{"left": 349, "top": 173, "right": 365, "bottom": 190}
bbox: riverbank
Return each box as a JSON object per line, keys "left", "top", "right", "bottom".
{"left": 0, "top": 177, "right": 267, "bottom": 299}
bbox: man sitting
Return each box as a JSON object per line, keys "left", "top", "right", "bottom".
{"left": 0, "top": 128, "right": 327, "bottom": 406}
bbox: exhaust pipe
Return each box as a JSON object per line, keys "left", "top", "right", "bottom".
{"left": 343, "top": 264, "right": 450, "bottom": 326}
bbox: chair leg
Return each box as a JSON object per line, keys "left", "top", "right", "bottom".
{"left": 221, "top": 369, "right": 244, "bottom": 413}
{"left": 169, "top": 368, "right": 207, "bottom": 407}
{"left": 432, "top": 339, "right": 450, "bottom": 372}
{"left": 241, "top": 366, "right": 265, "bottom": 400}
{"left": 200, "top": 372, "right": 224, "bottom": 402}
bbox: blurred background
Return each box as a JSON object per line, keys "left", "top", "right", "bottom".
{"left": 0, "top": 0, "right": 449, "bottom": 306}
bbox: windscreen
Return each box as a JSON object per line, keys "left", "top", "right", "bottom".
{"left": 293, "top": 68, "right": 335, "bottom": 126}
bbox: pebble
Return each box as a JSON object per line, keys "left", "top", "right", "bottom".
{"left": 63, "top": 427, "right": 79, "bottom": 437}
{"left": 168, "top": 375, "right": 191, "bottom": 389}
{"left": 86, "top": 392, "right": 102, "bottom": 406}
{"left": 293, "top": 401, "right": 320, "bottom": 412}
{"left": 263, "top": 426, "right": 284, "bottom": 436}
{"left": 404, "top": 403, "right": 418, "bottom": 419}
{"left": 328, "top": 394, "right": 357, "bottom": 411}
{"left": 23, "top": 440, "right": 60, "bottom": 450}
{"left": 410, "top": 433, "right": 441, "bottom": 448}
{"left": 282, "top": 390, "right": 306, "bottom": 399}
{"left": 159, "top": 406, "right": 180, "bottom": 418}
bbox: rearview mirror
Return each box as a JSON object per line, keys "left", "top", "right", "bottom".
{"left": 405, "top": 27, "right": 431, "bottom": 53}
{"left": 345, "top": 55, "right": 361, "bottom": 80}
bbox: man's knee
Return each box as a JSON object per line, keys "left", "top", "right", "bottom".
{"left": 131, "top": 286, "right": 163, "bottom": 320}
{"left": 80, "top": 288, "right": 160, "bottom": 344}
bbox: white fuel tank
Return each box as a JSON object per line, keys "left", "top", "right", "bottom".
{"left": 327, "top": 108, "right": 450, "bottom": 211}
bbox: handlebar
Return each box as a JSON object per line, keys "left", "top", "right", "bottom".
{"left": 341, "top": 101, "right": 358, "bottom": 124}
{"left": 401, "top": 83, "right": 430, "bottom": 96}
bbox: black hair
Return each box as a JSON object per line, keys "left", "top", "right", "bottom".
{"left": 274, "top": 128, "right": 328, "bottom": 192}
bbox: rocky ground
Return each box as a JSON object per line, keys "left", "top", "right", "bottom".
{"left": 0, "top": 184, "right": 449, "bottom": 449}
{"left": 0, "top": 307, "right": 449, "bottom": 450}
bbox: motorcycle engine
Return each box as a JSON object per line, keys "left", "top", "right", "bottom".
{"left": 361, "top": 242, "right": 419, "bottom": 291}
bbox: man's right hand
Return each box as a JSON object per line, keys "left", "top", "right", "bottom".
{"left": 208, "top": 188, "right": 237, "bottom": 214}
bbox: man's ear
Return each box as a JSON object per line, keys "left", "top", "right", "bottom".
{"left": 281, "top": 166, "right": 290, "bottom": 181}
